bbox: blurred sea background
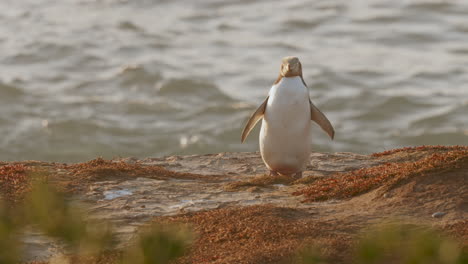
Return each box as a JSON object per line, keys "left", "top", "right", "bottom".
{"left": 1, "top": 0, "right": 467, "bottom": 162}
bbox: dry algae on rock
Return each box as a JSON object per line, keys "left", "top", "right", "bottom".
{"left": 158, "top": 205, "right": 352, "bottom": 264}
{"left": 63, "top": 157, "right": 217, "bottom": 181}
{"left": 54, "top": 157, "right": 224, "bottom": 193}
{"left": 0, "top": 164, "right": 37, "bottom": 205}
{"left": 0, "top": 164, "right": 29, "bottom": 204}
{"left": 371, "top": 145, "right": 468, "bottom": 157}
{"left": 294, "top": 146, "right": 468, "bottom": 202}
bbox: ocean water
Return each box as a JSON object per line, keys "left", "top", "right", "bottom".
{"left": 1, "top": 0, "right": 467, "bottom": 162}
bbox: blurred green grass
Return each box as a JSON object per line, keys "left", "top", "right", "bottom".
{"left": 299, "top": 222, "right": 467, "bottom": 264}
{"left": 1, "top": 177, "right": 191, "bottom": 264}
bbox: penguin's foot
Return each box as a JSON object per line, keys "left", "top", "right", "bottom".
{"left": 269, "top": 170, "right": 279, "bottom": 177}
{"left": 292, "top": 171, "right": 303, "bottom": 179}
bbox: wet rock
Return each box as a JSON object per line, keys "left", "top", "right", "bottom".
{"left": 431, "top": 212, "right": 446, "bottom": 218}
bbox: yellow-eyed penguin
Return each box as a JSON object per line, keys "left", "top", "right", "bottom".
{"left": 241, "top": 56, "right": 335, "bottom": 178}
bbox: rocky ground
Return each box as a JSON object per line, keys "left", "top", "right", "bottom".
{"left": 0, "top": 146, "right": 467, "bottom": 263}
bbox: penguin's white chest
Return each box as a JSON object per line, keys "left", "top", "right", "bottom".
{"left": 259, "top": 76, "right": 312, "bottom": 174}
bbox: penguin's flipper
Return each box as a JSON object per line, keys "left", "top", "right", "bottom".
{"left": 310, "top": 99, "right": 335, "bottom": 140}
{"left": 241, "top": 96, "right": 269, "bottom": 143}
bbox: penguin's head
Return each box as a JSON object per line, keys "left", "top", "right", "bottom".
{"left": 280, "top": 56, "right": 302, "bottom": 77}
